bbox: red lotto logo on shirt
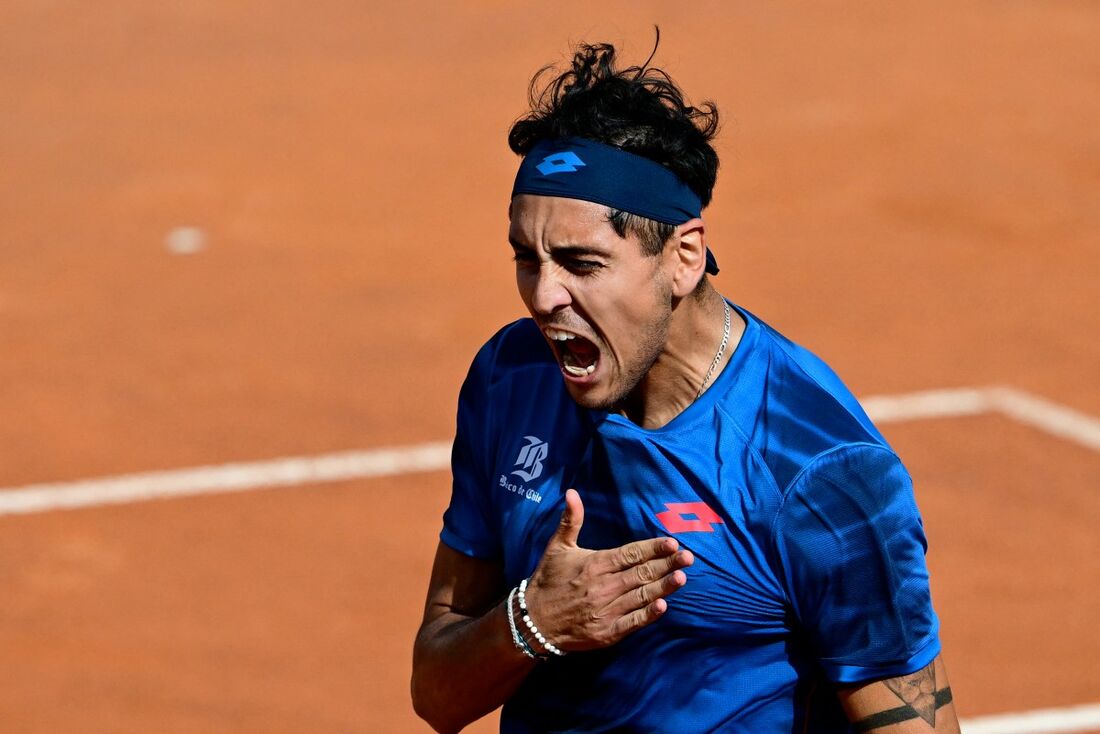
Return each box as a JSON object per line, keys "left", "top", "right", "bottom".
{"left": 655, "top": 502, "right": 725, "bottom": 534}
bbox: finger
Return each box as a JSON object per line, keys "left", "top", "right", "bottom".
{"left": 617, "top": 549, "right": 694, "bottom": 592}
{"left": 606, "top": 569, "right": 688, "bottom": 617}
{"left": 608, "top": 598, "right": 668, "bottom": 642}
{"left": 596, "top": 536, "right": 679, "bottom": 573}
{"left": 549, "top": 488, "right": 584, "bottom": 548}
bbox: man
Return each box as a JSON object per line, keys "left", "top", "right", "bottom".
{"left": 412, "top": 39, "right": 959, "bottom": 734}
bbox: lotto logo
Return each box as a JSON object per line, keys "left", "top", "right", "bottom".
{"left": 535, "top": 151, "right": 586, "bottom": 175}
{"left": 655, "top": 502, "right": 725, "bottom": 534}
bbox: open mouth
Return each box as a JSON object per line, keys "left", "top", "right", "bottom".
{"left": 544, "top": 327, "right": 600, "bottom": 379}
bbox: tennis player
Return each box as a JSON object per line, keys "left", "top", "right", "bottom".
{"left": 412, "top": 39, "right": 960, "bottom": 734}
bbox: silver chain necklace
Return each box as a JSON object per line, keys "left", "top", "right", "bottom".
{"left": 696, "top": 300, "right": 731, "bottom": 399}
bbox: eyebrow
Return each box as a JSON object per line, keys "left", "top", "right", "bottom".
{"left": 507, "top": 236, "right": 610, "bottom": 258}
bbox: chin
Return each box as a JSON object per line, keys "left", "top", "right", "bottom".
{"left": 562, "top": 381, "right": 615, "bottom": 411}
{"left": 562, "top": 376, "right": 637, "bottom": 412}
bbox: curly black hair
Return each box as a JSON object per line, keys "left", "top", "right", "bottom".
{"left": 509, "top": 33, "right": 720, "bottom": 256}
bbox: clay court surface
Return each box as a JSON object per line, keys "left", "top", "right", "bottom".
{"left": 2, "top": 2, "right": 1098, "bottom": 732}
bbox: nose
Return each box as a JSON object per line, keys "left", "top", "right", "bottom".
{"left": 526, "top": 266, "right": 572, "bottom": 316}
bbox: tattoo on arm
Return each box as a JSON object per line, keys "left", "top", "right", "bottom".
{"left": 852, "top": 663, "right": 954, "bottom": 732}
{"left": 885, "top": 661, "right": 938, "bottom": 726}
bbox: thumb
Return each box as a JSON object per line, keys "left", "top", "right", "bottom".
{"left": 551, "top": 488, "right": 584, "bottom": 547}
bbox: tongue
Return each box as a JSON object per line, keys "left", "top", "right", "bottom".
{"left": 562, "top": 337, "right": 599, "bottom": 368}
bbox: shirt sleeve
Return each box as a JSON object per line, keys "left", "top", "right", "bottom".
{"left": 439, "top": 340, "right": 502, "bottom": 560}
{"left": 772, "top": 443, "right": 941, "bottom": 683}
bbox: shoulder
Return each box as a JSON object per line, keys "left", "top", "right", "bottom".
{"left": 728, "top": 307, "right": 894, "bottom": 490}
{"left": 755, "top": 314, "right": 887, "bottom": 446}
{"left": 466, "top": 318, "right": 552, "bottom": 376}
{"left": 462, "top": 318, "right": 559, "bottom": 399}
{"left": 458, "top": 319, "right": 582, "bottom": 451}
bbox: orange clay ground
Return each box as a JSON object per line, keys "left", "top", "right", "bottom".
{"left": 0, "top": 2, "right": 1097, "bottom": 732}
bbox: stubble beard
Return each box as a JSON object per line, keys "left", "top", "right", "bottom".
{"left": 579, "top": 296, "right": 673, "bottom": 413}
{"left": 605, "top": 315, "right": 670, "bottom": 412}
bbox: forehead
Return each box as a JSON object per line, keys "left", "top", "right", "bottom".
{"left": 508, "top": 194, "right": 621, "bottom": 247}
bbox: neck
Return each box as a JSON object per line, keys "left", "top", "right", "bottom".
{"left": 616, "top": 286, "right": 745, "bottom": 429}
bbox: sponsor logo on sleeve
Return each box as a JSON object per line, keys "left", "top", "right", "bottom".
{"left": 511, "top": 435, "right": 548, "bottom": 482}
{"left": 498, "top": 435, "right": 548, "bottom": 504}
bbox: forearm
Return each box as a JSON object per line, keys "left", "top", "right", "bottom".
{"left": 412, "top": 596, "right": 537, "bottom": 733}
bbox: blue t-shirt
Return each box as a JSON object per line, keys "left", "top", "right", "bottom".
{"left": 441, "top": 304, "right": 940, "bottom": 733}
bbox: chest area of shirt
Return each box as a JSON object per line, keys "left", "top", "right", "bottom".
{"left": 489, "top": 427, "right": 789, "bottom": 634}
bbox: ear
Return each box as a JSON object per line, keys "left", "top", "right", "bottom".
{"left": 665, "top": 218, "right": 707, "bottom": 298}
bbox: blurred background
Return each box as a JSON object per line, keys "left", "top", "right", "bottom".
{"left": 1, "top": 2, "right": 1097, "bottom": 732}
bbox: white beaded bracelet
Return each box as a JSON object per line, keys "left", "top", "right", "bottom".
{"left": 506, "top": 586, "right": 543, "bottom": 661}
{"left": 518, "top": 578, "right": 566, "bottom": 657}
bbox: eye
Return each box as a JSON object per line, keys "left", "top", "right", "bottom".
{"left": 511, "top": 249, "right": 537, "bottom": 265}
{"left": 565, "top": 258, "right": 603, "bottom": 274}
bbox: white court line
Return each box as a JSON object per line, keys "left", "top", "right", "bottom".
{"left": 987, "top": 387, "right": 1100, "bottom": 452}
{"left": 860, "top": 386, "right": 992, "bottom": 422}
{"left": 961, "top": 702, "right": 1100, "bottom": 734}
{"left": 0, "top": 385, "right": 1097, "bottom": 518}
{"left": 0, "top": 442, "right": 452, "bottom": 516}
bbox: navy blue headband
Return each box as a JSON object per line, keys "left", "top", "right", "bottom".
{"left": 512, "top": 137, "right": 719, "bottom": 275}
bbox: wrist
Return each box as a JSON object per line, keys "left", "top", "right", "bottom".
{"left": 517, "top": 578, "right": 566, "bottom": 658}
{"left": 505, "top": 585, "right": 546, "bottom": 662}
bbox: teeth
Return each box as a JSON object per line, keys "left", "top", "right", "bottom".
{"left": 563, "top": 364, "right": 597, "bottom": 377}
{"left": 546, "top": 328, "right": 576, "bottom": 341}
